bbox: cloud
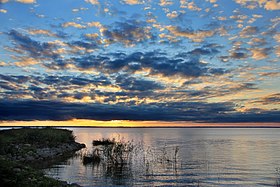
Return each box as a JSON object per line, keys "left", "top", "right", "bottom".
{"left": 7, "top": 29, "right": 100, "bottom": 58}
{"left": 250, "top": 48, "right": 271, "bottom": 60}
{"left": 7, "top": 30, "right": 61, "bottom": 59}
{"left": 122, "top": 0, "right": 143, "bottom": 5}
{"left": 62, "top": 22, "right": 86, "bottom": 29}
{"left": 186, "top": 2, "right": 202, "bottom": 11}
{"left": 116, "top": 75, "right": 164, "bottom": 91}
{"left": 45, "top": 50, "right": 227, "bottom": 78}
{"left": 16, "top": 0, "right": 35, "bottom": 3}
{"left": 165, "top": 26, "right": 215, "bottom": 42}
{"left": 14, "top": 57, "right": 39, "bottom": 66}
{"left": 0, "top": 99, "right": 233, "bottom": 121}
{"left": 234, "top": 0, "right": 280, "bottom": 10}
{"left": 240, "top": 26, "right": 259, "bottom": 38}
{"left": 252, "top": 93, "right": 280, "bottom": 106}
{"left": 275, "top": 46, "right": 280, "bottom": 57}
{"left": 0, "top": 9, "right": 7, "bottom": 13}
{"left": 264, "top": 0, "right": 280, "bottom": 10}
{"left": 0, "top": 0, "right": 35, "bottom": 3}
{"left": 0, "top": 74, "right": 30, "bottom": 84}
{"left": 68, "top": 41, "right": 99, "bottom": 54}
{"left": 248, "top": 38, "right": 267, "bottom": 46}
{"left": 166, "top": 11, "right": 179, "bottom": 19}
{"left": 159, "top": 0, "right": 173, "bottom": 6}
{"left": 41, "top": 75, "right": 111, "bottom": 87}
{"left": 72, "top": 7, "right": 88, "bottom": 13}
{"left": 223, "top": 48, "right": 250, "bottom": 60}
{"left": 84, "top": 33, "right": 99, "bottom": 39}
{"left": 187, "top": 43, "right": 222, "bottom": 56}
{"left": 0, "top": 74, "right": 30, "bottom": 95}
{"left": 230, "top": 52, "right": 248, "bottom": 59}
{"left": 0, "top": 99, "right": 279, "bottom": 122}
{"left": 0, "top": 74, "right": 112, "bottom": 101}
{"left": 100, "top": 19, "right": 155, "bottom": 46}
{"left": 87, "top": 21, "right": 103, "bottom": 28}
{"left": 274, "top": 33, "right": 280, "bottom": 43}
{"left": 28, "top": 29, "right": 56, "bottom": 37}
{"left": 85, "top": 0, "right": 99, "bottom": 5}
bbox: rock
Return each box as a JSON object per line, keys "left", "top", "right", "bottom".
{"left": 13, "top": 168, "right": 21, "bottom": 172}
{"left": 26, "top": 155, "right": 34, "bottom": 161}
{"left": 27, "top": 151, "right": 34, "bottom": 156}
{"left": 60, "top": 181, "right": 68, "bottom": 186}
{"left": 6, "top": 141, "right": 86, "bottom": 162}
{"left": 70, "top": 183, "right": 82, "bottom": 187}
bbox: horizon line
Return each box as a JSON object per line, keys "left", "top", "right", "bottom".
{"left": 1, "top": 125, "right": 280, "bottom": 129}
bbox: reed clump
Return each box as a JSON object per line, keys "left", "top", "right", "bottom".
{"left": 83, "top": 138, "right": 134, "bottom": 166}
{"left": 82, "top": 138, "right": 180, "bottom": 170}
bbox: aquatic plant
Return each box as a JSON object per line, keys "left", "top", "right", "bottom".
{"left": 83, "top": 138, "right": 134, "bottom": 165}
{"left": 83, "top": 138, "right": 180, "bottom": 173}
{"left": 82, "top": 148, "right": 101, "bottom": 165}
{"left": 92, "top": 138, "right": 115, "bottom": 146}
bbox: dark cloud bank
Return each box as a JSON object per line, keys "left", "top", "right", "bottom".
{"left": 0, "top": 100, "right": 279, "bottom": 123}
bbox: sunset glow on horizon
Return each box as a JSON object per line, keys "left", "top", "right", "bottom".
{"left": 1, "top": 120, "right": 280, "bottom": 128}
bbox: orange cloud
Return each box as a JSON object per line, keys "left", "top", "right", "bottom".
{"left": 14, "top": 57, "right": 39, "bottom": 67}
{"left": 166, "top": 26, "right": 215, "bottom": 42}
{"left": 62, "top": 22, "right": 86, "bottom": 29}
{"left": 122, "top": 0, "right": 142, "bottom": 5}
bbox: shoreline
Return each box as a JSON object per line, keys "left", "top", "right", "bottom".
{"left": 0, "top": 127, "right": 86, "bottom": 187}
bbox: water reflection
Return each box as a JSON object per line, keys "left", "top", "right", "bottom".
{"left": 44, "top": 128, "right": 280, "bottom": 186}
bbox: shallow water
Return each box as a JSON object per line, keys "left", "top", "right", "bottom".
{"left": 44, "top": 128, "right": 280, "bottom": 186}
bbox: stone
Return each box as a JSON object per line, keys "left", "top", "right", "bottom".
{"left": 13, "top": 168, "right": 21, "bottom": 172}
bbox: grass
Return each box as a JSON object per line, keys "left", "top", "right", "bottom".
{"left": 0, "top": 127, "right": 75, "bottom": 150}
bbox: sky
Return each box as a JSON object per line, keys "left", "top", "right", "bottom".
{"left": 0, "top": 0, "right": 279, "bottom": 124}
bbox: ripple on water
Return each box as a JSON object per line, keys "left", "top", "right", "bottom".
{"left": 43, "top": 128, "right": 280, "bottom": 187}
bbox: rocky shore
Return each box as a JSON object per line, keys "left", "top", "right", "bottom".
{"left": 0, "top": 127, "right": 86, "bottom": 187}
{"left": 6, "top": 141, "right": 85, "bottom": 162}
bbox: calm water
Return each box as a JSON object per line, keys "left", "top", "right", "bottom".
{"left": 44, "top": 128, "right": 280, "bottom": 186}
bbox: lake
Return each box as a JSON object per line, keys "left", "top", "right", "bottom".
{"left": 44, "top": 128, "right": 280, "bottom": 186}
